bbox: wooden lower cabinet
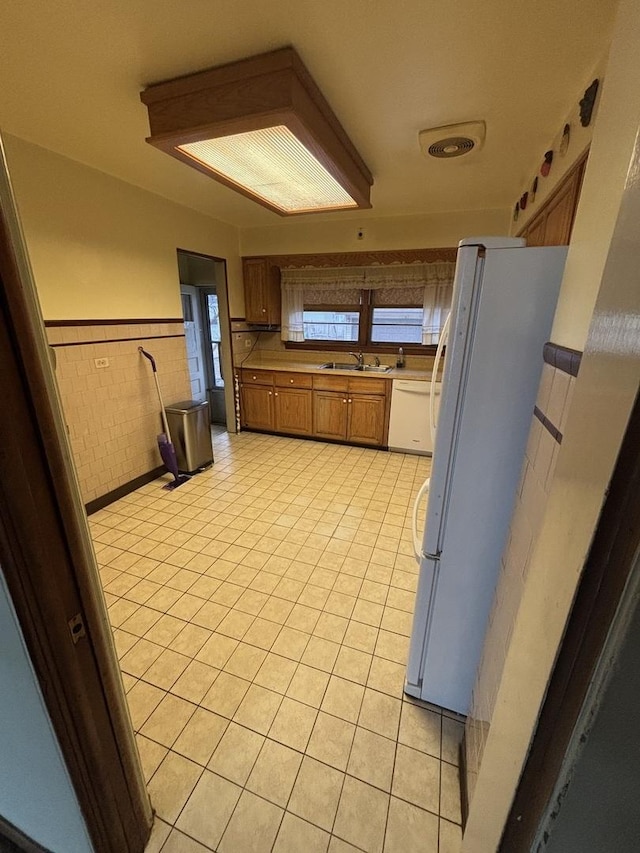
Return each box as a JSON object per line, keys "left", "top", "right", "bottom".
{"left": 240, "top": 384, "right": 273, "bottom": 430}
{"left": 348, "top": 394, "right": 386, "bottom": 445}
{"left": 274, "top": 388, "right": 312, "bottom": 435}
{"left": 241, "top": 371, "right": 389, "bottom": 447}
{"left": 314, "top": 391, "right": 349, "bottom": 440}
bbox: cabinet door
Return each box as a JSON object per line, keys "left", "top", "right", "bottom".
{"left": 243, "top": 258, "right": 269, "bottom": 323}
{"left": 240, "top": 384, "right": 274, "bottom": 430}
{"left": 313, "top": 391, "right": 348, "bottom": 440}
{"left": 543, "top": 172, "right": 580, "bottom": 246}
{"left": 347, "top": 394, "right": 386, "bottom": 446}
{"left": 266, "top": 264, "right": 282, "bottom": 325}
{"left": 524, "top": 215, "right": 546, "bottom": 247}
{"left": 243, "top": 258, "right": 281, "bottom": 324}
{"left": 274, "top": 388, "right": 313, "bottom": 435}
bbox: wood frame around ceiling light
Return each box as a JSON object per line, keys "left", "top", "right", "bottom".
{"left": 140, "top": 47, "right": 373, "bottom": 216}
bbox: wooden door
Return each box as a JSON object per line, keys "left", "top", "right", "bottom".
{"left": 274, "top": 388, "right": 312, "bottom": 435}
{"left": 347, "top": 394, "right": 386, "bottom": 445}
{"left": 240, "top": 385, "right": 273, "bottom": 430}
{"left": 180, "top": 284, "right": 207, "bottom": 401}
{"left": 242, "top": 258, "right": 268, "bottom": 323}
{"left": 313, "top": 391, "right": 348, "bottom": 440}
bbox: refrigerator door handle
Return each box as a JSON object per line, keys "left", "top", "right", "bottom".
{"left": 412, "top": 477, "right": 431, "bottom": 561}
{"left": 422, "top": 550, "right": 441, "bottom": 561}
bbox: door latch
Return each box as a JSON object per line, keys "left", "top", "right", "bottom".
{"left": 68, "top": 613, "right": 86, "bottom": 644}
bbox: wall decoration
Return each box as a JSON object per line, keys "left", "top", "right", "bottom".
{"left": 513, "top": 202, "right": 520, "bottom": 222}
{"left": 541, "top": 150, "right": 553, "bottom": 177}
{"left": 520, "top": 192, "right": 528, "bottom": 211}
{"left": 579, "top": 79, "right": 599, "bottom": 127}
{"left": 531, "top": 176, "right": 538, "bottom": 203}
{"left": 559, "top": 123, "right": 571, "bottom": 156}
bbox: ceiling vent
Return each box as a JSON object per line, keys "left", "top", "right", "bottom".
{"left": 418, "top": 121, "right": 486, "bottom": 160}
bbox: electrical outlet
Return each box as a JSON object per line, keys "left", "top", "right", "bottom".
{"left": 357, "top": 227, "right": 365, "bottom": 240}
{"left": 94, "top": 357, "right": 109, "bottom": 368}
{"left": 244, "top": 338, "right": 252, "bottom": 349}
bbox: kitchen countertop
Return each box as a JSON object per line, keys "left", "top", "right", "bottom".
{"left": 239, "top": 357, "right": 433, "bottom": 381}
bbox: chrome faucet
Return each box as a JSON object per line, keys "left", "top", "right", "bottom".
{"left": 374, "top": 356, "right": 380, "bottom": 367}
{"left": 348, "top": 351, "right": 364, "bottom": 369}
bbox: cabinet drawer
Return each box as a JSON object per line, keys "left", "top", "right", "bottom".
{"left": 313, "top": 374, "right": 349, "bottom": 392}
{"left": 241, "top": 369, "right": 274, "bottom": 386}
{"left": 274, "top": 372, "right": 313, "bottom": 389}
{"left": 347, "top": 377, "right": 388, "bottom": 395}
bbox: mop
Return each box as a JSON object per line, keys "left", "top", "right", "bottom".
{"left": 139, "top": 347, "right": 190, "bottom": 490}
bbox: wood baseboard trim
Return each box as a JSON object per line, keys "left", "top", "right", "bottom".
{"left": 459, "top": 736, "right": 470, "bottom": 831}
{"left": 44, "top": 318, "right": 183, "bottom": 327}
{"left": 85, "top": 466, "right": 166, "bottom": 515}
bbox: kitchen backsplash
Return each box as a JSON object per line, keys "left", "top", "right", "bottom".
{"left": 464, "top": 347, "right": 579, "bottom": 807}
{"left": 47, "top": 320, "right": 191, "bottom": 506}
{"left": 234, "top": 329, "right": 435, "bottom": 372}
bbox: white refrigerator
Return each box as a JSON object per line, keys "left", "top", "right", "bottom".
{"left": 405, "top": 236, "right": 568, "bottom": 715}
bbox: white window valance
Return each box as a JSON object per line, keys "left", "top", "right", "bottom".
{"left": 280, "top": 261, "right": 455, "bottom": 345}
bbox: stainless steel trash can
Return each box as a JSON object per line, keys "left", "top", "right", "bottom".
{"left": 164, "top": 400, "right": 213, "bottom": 473}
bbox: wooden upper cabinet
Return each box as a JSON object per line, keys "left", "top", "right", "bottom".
{"left": 243, "top": 258, "right": 281, "bottom": 325}
{"left": 518, "top": 152, "right": 587, "bottom": 247}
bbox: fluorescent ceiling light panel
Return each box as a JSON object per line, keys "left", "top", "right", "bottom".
{"left": 140, "top": 47, "right": 373, "bottom": 216}
{"left": 178, "top": 127, "right": 358, "bottom": 213}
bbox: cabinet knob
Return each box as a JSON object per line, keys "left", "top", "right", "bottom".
{"left": 252, "top": 375, "right": 257, "bottom": 380}
{"left": 343, "top": 399, "right": 347, "bottom": 403}
{"left": 274, "top": 392, "right": 278, "bottom": 397}
{"left": 348, "top": 398, "right": 352, "bottom": 403}
{"left": 290, "top": 379, "right": 294, "bottom": 383}
{"left": 262, "top": 308, "right": 266, "bottom": 313}
{"left": 268, "top": 391, "right": 272, "bottom": 396}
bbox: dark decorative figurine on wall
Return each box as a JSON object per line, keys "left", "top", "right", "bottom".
{"left": 531, "top": 176, "right": 538, "bottom": 203}
{"left": 560, "top": 123, "right": 571, "bottom": 156}
{"left": 579, "top": 79, "right": 600, "bottom": 127}
{"left": 513, "top": 202, "right": 520, "bottom": 222}
{"left": 520, "top": 192, "right": 528, "bottom": 211}
{"left": 541, "top": 150, "right": 553, "bottom": 177}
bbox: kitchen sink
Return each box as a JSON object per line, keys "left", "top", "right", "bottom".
{"left": 318, "top": 362, "right": 360, "bottom": 370}
{"left": 318, "top": 362, "right": 392, "bottom": 373}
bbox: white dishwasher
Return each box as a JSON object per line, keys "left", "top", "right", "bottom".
{"left": 388, "top": 379, "right": 440, "bottom": 454}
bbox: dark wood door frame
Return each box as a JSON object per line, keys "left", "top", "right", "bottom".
{"left": 500, "top": 388, "right": 640, "bottom": 850}
{"left": 0, "top": 144, "right": 152, "bottom": 851}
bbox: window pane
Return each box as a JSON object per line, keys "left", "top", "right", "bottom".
{"left": 303, "top": 310, "right": 359, "bottom": 342}
{"left": 371, "top": 307, "right": 423, "bottom": 344}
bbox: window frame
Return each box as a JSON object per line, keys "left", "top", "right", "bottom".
{"left": 290, "top": 288, "right": 436, "bottom": 354}
{"left": 301, "top": 302, "right": 363, "bottom": 346}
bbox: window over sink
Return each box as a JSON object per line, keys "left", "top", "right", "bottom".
{"left": 281, "top": 262, "right": 454, "bottom": 351}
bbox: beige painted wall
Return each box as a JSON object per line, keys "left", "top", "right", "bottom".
{"left": 510, "top": 55, "right": 608, "bottom": 236}
{"left": 550, "top": 18, "right": 640, "bottom": 351}
{"left": 239, "top": 208, "right": 510, "bottom": 257}
{"left": 463, "top": 0, "right": 640, "bottom": 847}
{"left": 3, "top": 135, "right": 244, "bottom": 320}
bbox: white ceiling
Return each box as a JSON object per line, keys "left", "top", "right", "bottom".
{"left": 0, "top": 0, "right": 618, "bottom": 228}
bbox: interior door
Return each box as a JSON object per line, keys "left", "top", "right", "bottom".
{"left": 180, "top": 284, "right": 206, "bottom": 401}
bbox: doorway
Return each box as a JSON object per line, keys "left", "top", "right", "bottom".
{"left": 177, "top": 250, "right": 235, "bottom": 432}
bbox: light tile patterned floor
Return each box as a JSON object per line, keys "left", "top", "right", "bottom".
{"left": 90, "top": 429, "right": 464, "bottom": 853}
